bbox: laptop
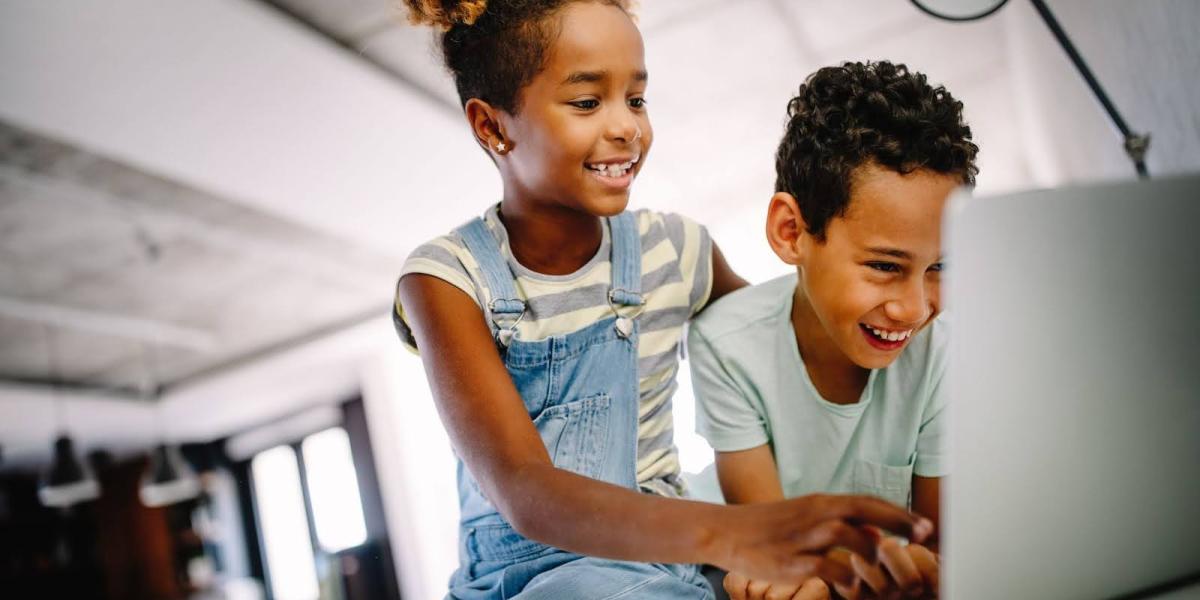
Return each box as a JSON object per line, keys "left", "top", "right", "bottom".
{"left": 942, "top": 174, "right": 1200, "bottom": 599}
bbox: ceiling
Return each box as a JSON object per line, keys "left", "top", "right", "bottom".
{"left": 0, "top": 120, "right": 397, "bottom": 397}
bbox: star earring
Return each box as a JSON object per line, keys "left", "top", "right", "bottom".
{"left": 494, "top": 139, "right": 507, "bottom": 154}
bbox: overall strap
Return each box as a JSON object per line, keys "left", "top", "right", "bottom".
{"left": 455, "top": 218, "right": 525, "bottom": 343}
{"left": 607, "top": 211, "right": 644, "bottom": 308}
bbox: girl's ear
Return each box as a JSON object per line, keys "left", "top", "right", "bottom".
{"left": 766, "top": 192, "right": 809, "bottom": 265}
{"left": 465, "top": 98, "right": 510, "bottom": 155}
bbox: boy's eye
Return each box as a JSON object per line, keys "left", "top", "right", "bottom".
{"left": 867, "top": 261, "right": 901, "bottom": 273}
{"left": 570, "top": 99, "right": 599, "bottom": 110}
{"left": 628, "top": 97, "right": 646, "bottom": 109}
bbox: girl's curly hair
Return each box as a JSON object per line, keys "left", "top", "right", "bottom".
{"left": 775, "top": 60, "right": 979, "bottom": 239}
{"left": 402, "top": 0, "right": 633, "bottom": 113}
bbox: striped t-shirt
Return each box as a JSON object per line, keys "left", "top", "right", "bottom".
{"left": 394, "top": 204, "right": 713, "bottom": 497}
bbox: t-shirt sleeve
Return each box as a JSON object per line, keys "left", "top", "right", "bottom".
{"left": 660, "top": 212, "right": 713, "bottom": 317}
{"left": 913, "top": 378, "right": 948, "bottom": 477}
{"left": 393, "top": 236, "right": 482, "bottom": 353}
{"left": 914, "top": 320, "right": 950, "bottom": 477}
{"left": 687, "top": 323, "right": 769, "bottom": 452}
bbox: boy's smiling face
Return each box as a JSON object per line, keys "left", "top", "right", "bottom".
{"left": 771, "top": 163, "right": 960, "bottom": 370}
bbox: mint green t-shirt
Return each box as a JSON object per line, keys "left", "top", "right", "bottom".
{"left": 687, "top": 274, "right": 949, "bottom": 508}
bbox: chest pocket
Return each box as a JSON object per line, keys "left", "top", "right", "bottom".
{"left": 851, "top": 457, "right": 914, "bottom": 508}
{"left": 532, "top": 393, "right": 612, "bottom": 480}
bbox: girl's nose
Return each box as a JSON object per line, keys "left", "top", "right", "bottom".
{"left": 609, "top": 109, "right": 641, "bottom": 144}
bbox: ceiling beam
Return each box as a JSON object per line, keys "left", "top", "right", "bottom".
{"left": 255, "top": 0, "right": 459, "bottom": 117}
{"left": 0, "top": 296, "right": 217, "bottom": 352}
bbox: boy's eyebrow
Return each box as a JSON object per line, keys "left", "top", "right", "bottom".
{"left": 866, "top": 247, "right": 947, "bottom": 263}
{"left": 866, "top": 247, "right": 913, "bottom": 260}
{"left": 561, "top": 69, "right": 649, "bottom": 85}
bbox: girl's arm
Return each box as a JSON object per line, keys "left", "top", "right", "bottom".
{"left": 399, "top": 273, "right": 930, "bottom": 586}
{"left": 708, "top": 241, "right": 749, "bottom": 305}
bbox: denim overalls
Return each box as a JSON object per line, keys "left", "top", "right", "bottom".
{"left": 446, "top": 212, "right": 714, "bottom": 599}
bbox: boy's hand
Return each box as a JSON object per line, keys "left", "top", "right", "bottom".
{"left": 830, "top": 542, "right": 940, "bottom": 599}
{"left": 875, "top": 539, "right": 939, "bottom": 598}
{"left": 715, "top": 494, "right": 933, "bottom": 589}
{"left": 723, "top": 571, "right": 830, "bottom": 600}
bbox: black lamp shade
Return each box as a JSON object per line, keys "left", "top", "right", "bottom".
{"left": 38, "top": 436, "right": 100, "bottom": 508}
{"left": 139, "top": 444, "right": 200, "bottom": 507}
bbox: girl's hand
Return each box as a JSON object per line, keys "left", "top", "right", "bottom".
{"left": 713, "top": 494, "right": 933, "bottom": 590}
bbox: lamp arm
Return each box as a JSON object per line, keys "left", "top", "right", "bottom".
{"left": 1029, "top": 0, "right": 1150, "bottom": 178}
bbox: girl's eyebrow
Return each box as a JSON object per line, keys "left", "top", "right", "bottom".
{"left": 561, "top": 69, "right": 649, "bottom": 85}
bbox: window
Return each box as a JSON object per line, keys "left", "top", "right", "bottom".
{"left": 250, "top": 445, "right": 320, "bottom": 600}
{"left": 248, "top": 425, "right": 372, "bottom": 600}
{"left": 301, "top": 428, "right": 367, "bottom": 553}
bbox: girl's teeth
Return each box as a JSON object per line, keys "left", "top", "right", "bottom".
{"left": 588, "top": 160, "right": 636, "bottom": 178}
{"left": 591, "top": 164, "right": 630, "bottom": 178}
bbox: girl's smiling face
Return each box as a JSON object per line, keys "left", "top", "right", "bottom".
{"left": 494, "top": 1, "right": 651, "bottom": 217}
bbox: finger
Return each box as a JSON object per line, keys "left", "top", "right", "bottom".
{"left": 907, "top": 545, "right": 940, "bottom": 595}
{"left": 878, "top": 538, "right": 923, "bottom": 597}
{"left": 849, "top": 550, "right": 891, "bottom": 596}
{"left": 832, "top": 578, "right": 860, "bottom": 600}
{"left": 799, "top": 519, "right": 879, "bottom": 559}
{"left": 725, "top": 572, "right": 751, "bottom": 600}
{"left": 747, "top": 578, "right": 771, "bottom": 600}
{"left": 792, "top": 578, "right": 831, "bottom": 600}
{"left": 840, "top": 496, "right": 934, "bottom": 543}
{"left": 765, "top": 581, "right": 804, "bottom": 600}
{"left": 824, "top": 549, "right": 859, "bottom": 599}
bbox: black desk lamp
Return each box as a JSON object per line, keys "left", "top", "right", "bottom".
{"left": 912, "top": 0, "right": 1151, "bottom": 179}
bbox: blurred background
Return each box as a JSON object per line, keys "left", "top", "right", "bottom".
{"left": 0, "top": 0, "right": 1196, "bottom": 598}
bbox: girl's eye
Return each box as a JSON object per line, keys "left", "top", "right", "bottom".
{"left": 629, "top": 97, "right": 646, "bottom": 109}
{"left": 570, "top": 99, "right": 599, "bottom": 110}
{"left": 867, "top": 262, "right": 901, "bottom": 273}
{"left": 928, "top": 262, "right": 945, "bottom": 273}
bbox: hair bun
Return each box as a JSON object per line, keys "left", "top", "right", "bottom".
{"left": 402, "top": 0, "right": 489, "bottom": 29}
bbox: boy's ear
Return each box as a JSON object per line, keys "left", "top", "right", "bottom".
{"left": 465, "top": 98, "right": 509, "bottom": 155}
{"left": 766, "top": 192, "right": 808, "bottom": 265}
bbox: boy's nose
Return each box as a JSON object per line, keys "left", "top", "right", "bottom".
{"left": 885, "top": 283, "right": 935, "bottom": 326}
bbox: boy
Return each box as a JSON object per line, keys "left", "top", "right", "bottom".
{"left": 688, "top": 61, "right": 978, "bottom": 600}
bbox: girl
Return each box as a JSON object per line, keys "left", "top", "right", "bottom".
{"left": 394, "top": 1, "right": 931, "bottom": 598}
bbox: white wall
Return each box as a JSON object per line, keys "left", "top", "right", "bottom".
{"left": 360, "top": 338, "right": 459, "bottom": 600}
{"left": 1005, "top": 0, "right": 1200, "bottom": 185}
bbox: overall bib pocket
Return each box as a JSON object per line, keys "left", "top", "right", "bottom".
{"left": 851, "top": 457, "right": 914, "bottom": 508}
{"left": 532, "top": 393, "right": 612, "bottom": 480}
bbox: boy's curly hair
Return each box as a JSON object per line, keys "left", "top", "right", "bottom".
{"left": 775, "top": 60, "right": 979, "bottom": 239}
{"left": 403, "top": 0, "right": 633, "bottom": 113}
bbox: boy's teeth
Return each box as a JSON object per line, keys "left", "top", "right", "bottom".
{"left": 870, "top": 326, "right": 912, "bottom": 342}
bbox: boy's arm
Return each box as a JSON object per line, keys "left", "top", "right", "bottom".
{"left": 911, "top": 475, "right": 942, "bottom": 550}
{"left": 715, "top": 445, "right": 786, "bottom": 504}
